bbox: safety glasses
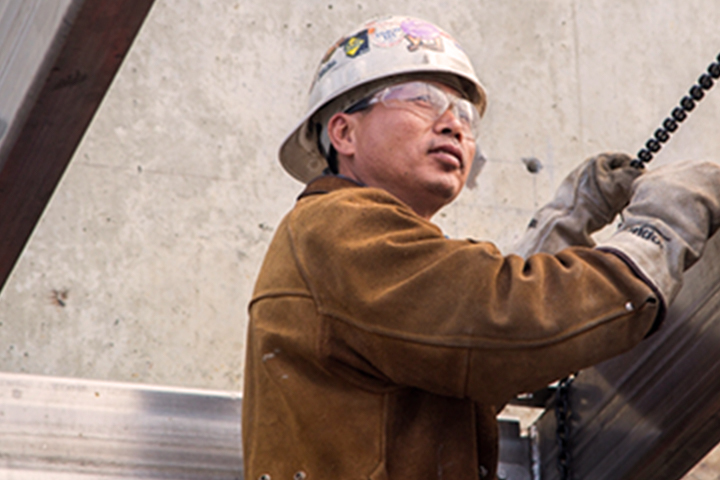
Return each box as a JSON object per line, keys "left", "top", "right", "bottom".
{"left": 345, "top": 81, "right": 481, "bottom": 138}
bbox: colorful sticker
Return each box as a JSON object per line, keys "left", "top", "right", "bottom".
{"left": 405, "top": 35, "right": 444, "bottom": 52}
{"left": 401, "top": 18, "right": 444, "bottom": 52}
{"left": 320, "top": 37, "right": 344, "bottom": 64}
{"left": 369, "top": 20, "right": 405, "bottom": 48}
{"left": 316, "top": 59, "right": 337, "bottom": 82}
{"left": 342, "top": 30, "right": 370, "bottom": 58}
{"left": 400, "top": 18, "right": 440, "bottom": 40}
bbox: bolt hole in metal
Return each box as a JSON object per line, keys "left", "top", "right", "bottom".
{"left": 632, "top": 52, "right": 720, "bottom": 168}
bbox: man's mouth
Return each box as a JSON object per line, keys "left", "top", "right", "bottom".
{"left": 429, "top": 143, "right": 464, "bottom": 169}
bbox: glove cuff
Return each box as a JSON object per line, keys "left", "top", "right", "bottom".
{"left": 513, "top": 208, "right": 596, "bottom": 257}
{"left": 596, "top": 221, "right": 684, "bottom": 306}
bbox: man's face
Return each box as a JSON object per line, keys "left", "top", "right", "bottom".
{"left": 332, "top": 82, "right": 478, "bottom": 220}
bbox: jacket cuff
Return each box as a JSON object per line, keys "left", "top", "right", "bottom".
{"left": 596, "top": 245, "right": 667, "bottom": 337}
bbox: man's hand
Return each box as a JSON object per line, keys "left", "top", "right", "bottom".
{"left": 513, "top": 153, "right": 643, "bottom": 257}
{"left": 598, "top": 160, "right": 720, "bottom": 305}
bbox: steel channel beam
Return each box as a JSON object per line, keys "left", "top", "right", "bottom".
{"left": 498, "top": 420, "right": 534, "bottom": 480}
{"left": 534, "top": 231, "right": 720, "bottom": 480}
{"left": 0, "top": 0, "right": 155, "bottom": 292}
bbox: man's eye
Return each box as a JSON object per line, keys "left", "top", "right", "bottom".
{"left": 408, "top": 95, "right": 433, "bottom": 106}
{"left": 458, "top": 110, "right": 472, "bottom": 122}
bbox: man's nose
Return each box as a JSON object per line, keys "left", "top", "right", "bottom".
{"left": 435, "top": 107, "right": 466, "bottom": 141}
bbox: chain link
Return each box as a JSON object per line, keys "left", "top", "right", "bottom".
{"left": 555, "top": 374, "right": 576, "bottom": 480}
{"left": 632, "top": 51, "right": 720, "bottom": 167}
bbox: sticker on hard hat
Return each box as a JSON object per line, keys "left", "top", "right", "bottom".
{"left": 316, "top": 60, "right": 337, "bottom": 82}
{"left": 321, "top": 38, "right": 343, "bottom": 64}
{"left": 401, "top": 18, "right": 446, "bottom": 52}
{"left": 369, "top": 20, "right": 405, "bottom": 48}
{"left": 400, "top": 18, "right": 441, "bottom": 40}
{"left": 342, "top": 30, "right": 370, "bottom": 58}
{"left": 405, "top": 35, "right": 443, "bottom": 52}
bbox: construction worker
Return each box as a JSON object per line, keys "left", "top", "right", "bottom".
{"left": 242, "top": 15, "right": 720, "bottom": 479}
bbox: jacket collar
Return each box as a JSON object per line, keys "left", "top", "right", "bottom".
{"left": 297, "top": 175, "right": 364, "bottom": 200}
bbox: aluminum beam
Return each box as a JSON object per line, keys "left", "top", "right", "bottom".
{"left": 535, "top": 231, "right": 720, "bottom": 480}
{"left": 0, "top": 0, "right": 155, "bottom": 292}
{"left": 0, "top": 372, "right": 243, "bottom": 479}
{"left": 0, "top": 371, "right": 538, "bottom": 479}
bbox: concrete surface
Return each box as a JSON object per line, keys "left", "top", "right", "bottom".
{"left": 2, "top": 0, "right": 719, "bottom": 389}
{"left": 0, "top": 1, "right": 719, "bottom": 474}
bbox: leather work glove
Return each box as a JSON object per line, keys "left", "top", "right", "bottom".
{"left": 513, "top": 153, "right": 643, "bottom": 257}
{"left": 598, "top": 160, "right": 720, "bottom": 306}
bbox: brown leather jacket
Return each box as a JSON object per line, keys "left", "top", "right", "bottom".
{"left": 242, "top": 176, "right": 661, "bottom": 480}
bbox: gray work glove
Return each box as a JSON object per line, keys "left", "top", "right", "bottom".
{"left": 513, "top": 153, "right": 643, "bottom": 257}
{"left": 598, "top": 160, "right": 720, "bottom": 305}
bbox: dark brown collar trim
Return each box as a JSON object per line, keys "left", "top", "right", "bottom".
{"left": 297, "top": 175, "right": 364, "bottom": 200}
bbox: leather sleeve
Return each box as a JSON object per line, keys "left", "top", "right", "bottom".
{"left": 285, "top": 187, "right": 660, "bottom": 405}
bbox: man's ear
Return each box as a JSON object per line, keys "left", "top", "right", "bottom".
{"left": 327, "top": 112, "right": 357, "bottom": 158}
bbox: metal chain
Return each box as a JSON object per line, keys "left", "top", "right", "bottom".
{"left": 549, "top": 51, "right": 720, "bottom": 480}
{"left": 632, "top": 51, "right": 720, "bottom": 168}
{"left": 555, "top": 374, "right": 576, "bottom": 480}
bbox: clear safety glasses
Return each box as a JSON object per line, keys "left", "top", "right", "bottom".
{"left": 345, "top": 81, "right": 481, "bottom": 138}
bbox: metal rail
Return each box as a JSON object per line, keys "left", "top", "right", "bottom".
{"left": 0, "top": 371, "right": 533, "bottom": 480}
{"left": 0, "top": 373, "right": 243, "bottom": 479}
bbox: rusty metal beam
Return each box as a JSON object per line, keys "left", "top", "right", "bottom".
{"left": 0, "top": 0, "right": 155, "bottom": 292}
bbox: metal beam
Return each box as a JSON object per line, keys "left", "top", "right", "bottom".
{"left": 534, "top": 231, "right": 720, "bottom": 480}
{"left": 0, "top": 372, "right": 243, "bottom": 479}
{"left": 0, "top": 370, "right": 536, "bottom": 480}
{"left": 0, "top": 0, "right": 155, "bottom": 292}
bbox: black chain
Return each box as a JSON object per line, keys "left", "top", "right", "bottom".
{"left": 631, "top": 51, "right": 720, "bottom": 168}
{"left": 555, "top": 374, "right": 576, "bottom": 480}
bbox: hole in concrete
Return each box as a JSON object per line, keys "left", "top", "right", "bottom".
{"left": 522, "top": 157, "right": 543, "bottom": 174}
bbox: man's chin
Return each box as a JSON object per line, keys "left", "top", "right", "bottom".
{"left": 427, "top": 179, "right": 463, "bottom": 204}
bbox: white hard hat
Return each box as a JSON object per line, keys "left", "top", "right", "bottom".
{"left": 279, "top": 15, "right": 488, "bottom": 183}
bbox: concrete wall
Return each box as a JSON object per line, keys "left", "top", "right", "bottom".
{"left": 1, "top": 0, "right": 719, "bottom": 394}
